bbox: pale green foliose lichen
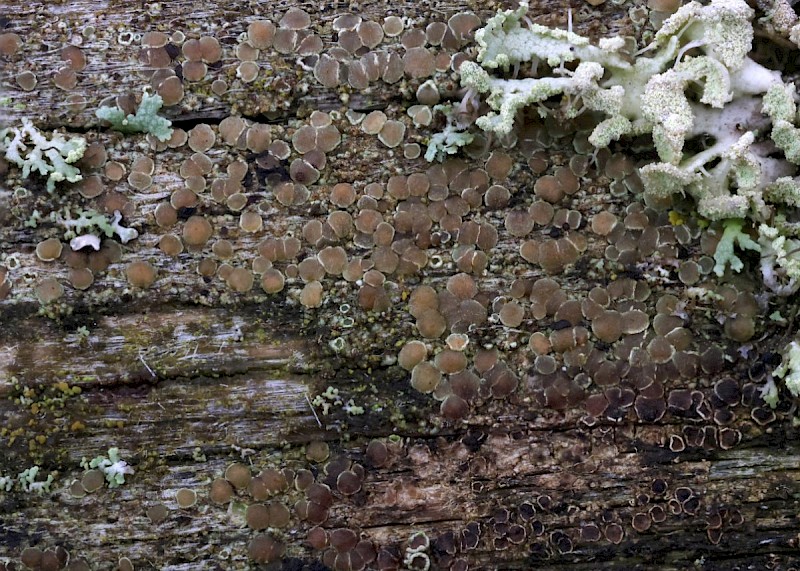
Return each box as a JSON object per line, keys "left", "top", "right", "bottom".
{"left": 96, "top": 90, "right": 173, "bottom": 141}
{"left": 80, "top": 447, "right": 134, "bottom": 488}
{"left": 424, "top": 104, "right": 474, "bottom": 162}
{"left": 712, "top": 218, "right": 761, "bottom": 277}
{"left": 53, "top": 208, "right": 139, "bottom": 248}
{"left": 451, "top": 0, "right": 800, "bottom": 226}
{"left": 774, "top": 341, "right": 800, "bottom": 398}
{"left": 18, "top": 466, "right": 55, "bottom": 495}
{"left": 0, "top": 118, "right": 86, "bottom": 192}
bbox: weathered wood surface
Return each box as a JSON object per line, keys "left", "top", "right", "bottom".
{"left": 3, "top": 0, "right": 800, "bottom": 570}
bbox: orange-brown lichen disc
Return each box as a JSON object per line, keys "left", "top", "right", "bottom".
{"left": 36, "top": 238, "right": 63, "bottom": 261}
{"left": 69, "top": 268, "right": 94, "bottom": 290}
{"left": 446, "top": 273, "right": 477, "bottom": 300}
{"left": 237, "top": 61, "right": 259, "bottom": 83}
{"left": 362, "top": 111, "right": 387, "bottom": 135}
{"left": 182, "top": 38, "right": 202, "bottom": 60}
{"left": 225, "top": 462, "right": 252, "bottom": 489}
{"left": 126, "top": 261, "right": 157, "bottom": 288}
{"left": 131, "top": 155, "right": 155, "bottom": 175}
{"left": 591, "top": 211, "right": 619, "bottom": 236}
{"left": 300, "top": 281, "right": 324, "bottom": 308}
{"left": 378, "top": 120, "right": 406, "bottom": 148}
{"left": 236, "top": 40, "right": 260, "bottom": 61}
{"left": 146, "top": 503, "right": 169, "bottom": 525}
{"left": 316, "top": 124, "right": 341, "bottom": 152}
{"left": 226, "top": 268, "right": 254, "bottom": 292}
{"left": 219, "top": 116, "right": 247, "bottom": 146}
{"left": 128, "top": 171, "right": 153, "bottom": 191}
{"left": 358, "top": 20, "right": 384, "bottom": 48}
{"left": 409, "top": 285, "right": 438, "bottom": 316}
{"left": 411, "top": 361, "right": 442, "bottom": 393}
{"left": 426, "top": 23, "right": 448, "bottom": 47}
{"left": 435, "top": 349, "right": 468, "bottom": 374}
{"left": 485, "top": 151, "right": 513, "bottom": 180}
{"left": 280, "top": 7, "right": 311, "bottom": 29}
{"left": 448, "top": 12, "right": 481, "bottom": 40}
{"left": 188, "top": 124, "right": 216, "bottom": 152}
{"left": 398, "top": 341, "right": 428, "bottom": 371}
{"left": 0, "top": 32, "right": 22, "bottom": 56}
{"left": 211, "top": 79, "right": 228, "bottom": 95}
{"left": 485, "top": 185, "right": 510, "bottom": 209}
{"left": 416, "top": 310, "right": 447, "bottom": 338}
{"left": 724, "top": 315, "right": 755, "bottom": 342}
{"left": 318, "top": 246, "right": 348, "bottom": 275}
{"left": 528, "top": 331, "right": 551, "bottom": 354}
{"left": 61, "top": 45, "right": 87, "bottom": 71}
{"left": 209, "top": 477, "right": 234, "bottom": 504}
{"left": 154, "top": 203, "right": 178, "bottom": 228}
{"left": 53, "top": 66, "right": 78, "bottom": 90}
{"left": 273, "top": 28, "right": 298, "bottom": 53}
{"left": 176, "top": 488, "right": 197, "bottom": 508}
{"left": 383, "top": 15, "right": 404, "bottom": 36}
{"left": 441, "top": 394, "right": 470, "bottom": 420}
{"left": 298, "top": 33, "right": 323, "bottom": 54}
{"left": 499, "top": 301, "right": 525, "bottom": 328}
{"left": 81, "top": 469, "right": 105, "bottom": 492}
{"left": 647, "top": 336, "right": 674, "bottom": 363}
{"left": 403, "top": 47, "right": 435, "bottom": 78}
{"left": 247, "top": 503, "right": 272, "bottom": 530}
{"left": 183, "top": 216, "right": 213, "bottom": 247}
{"left": 267, "top": 500, "right": 291, "bottom": 527}
{"left": 21, "top": 547, "right": 43, "bottom": 568}
{"left": 240, "top": 211, "right": 263, "bottom": 233}
{"left": 16, "top": 70, "right": 37, "bottom": 91}
{"left": 291, "top": 125, "right": 317, "bottom": 154}
{"left": 306, "top": 440, "right": 330, "bottom": 463}
{"left": 355, "top": 209, "right": 382, "bottom": 234}
{"left": 173, "top": 188, "right": 198, "bottom": 211}
{"left": 244, "top": 124, "right": 271, "bottom": 153}
{"left": 505, "top": 210, "right": 534, "bottom": 237}
{"left": 182, "top": 60, "right": 208, "bottom": 81}
{"left": 529, "top": 201, "right": 554, "bottom": 226}
{"left": 167, "top": 129, "right": 188, "bottom": 148}
{"left": 621, "top": 310, "right": 649, "bottom": 334}
{"left": 401, "top": 28, "right": 426, "bottom": 49}
{"left": 314, "top": 55, "right": 340, "bottom": 88}
{"left": 298, "top": 257, "right": 325, "bottom": 283}
{"left": 198, "top": 36, "right": 222, "bottom": 63}
{"left": 159, "top": 234, "right": 183, "bottom": 257}
{"left": 248, "top": 533, "right": 285, "bottom": 564}
{"left": 336, "top": 470, "right": 362, "bottom": 496}
{"left": 35, "top": 278, "right": 64, "bottom": 304}
{"left": 592, "top": 310, "right": 623, "bottom": 343}
{"left": 142, "top": 31, "right": 169, "bottom": 48}
{"left": 533, "top": 175, "right": 564, "bottom": 203}
{"left": 338, "top": 28, "right": 363, "bottom": 53}
{"left": 330, "top": 183, "right": 356, "bottom": 207}
{"left": 248, "top": 19, "right": 276, "bottom": 48}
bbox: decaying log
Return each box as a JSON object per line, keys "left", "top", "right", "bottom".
{"left": 3, "top": 0, "right": 800, "bottom": 570}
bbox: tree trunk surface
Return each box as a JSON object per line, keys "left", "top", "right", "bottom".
{"left": 2, "top": 1, "right": 800, "bottom": 570}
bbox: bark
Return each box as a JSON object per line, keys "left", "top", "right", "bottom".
{"left": 1, "top": 1, "right": 800, "bottom": 570}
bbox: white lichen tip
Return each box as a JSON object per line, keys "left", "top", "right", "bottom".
{"left": 0, "top": 118, "right": 86, "bottom": 192}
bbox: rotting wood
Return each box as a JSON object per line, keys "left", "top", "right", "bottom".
{"left": 3, "top": 0, "right": 800, "bottom": 570}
